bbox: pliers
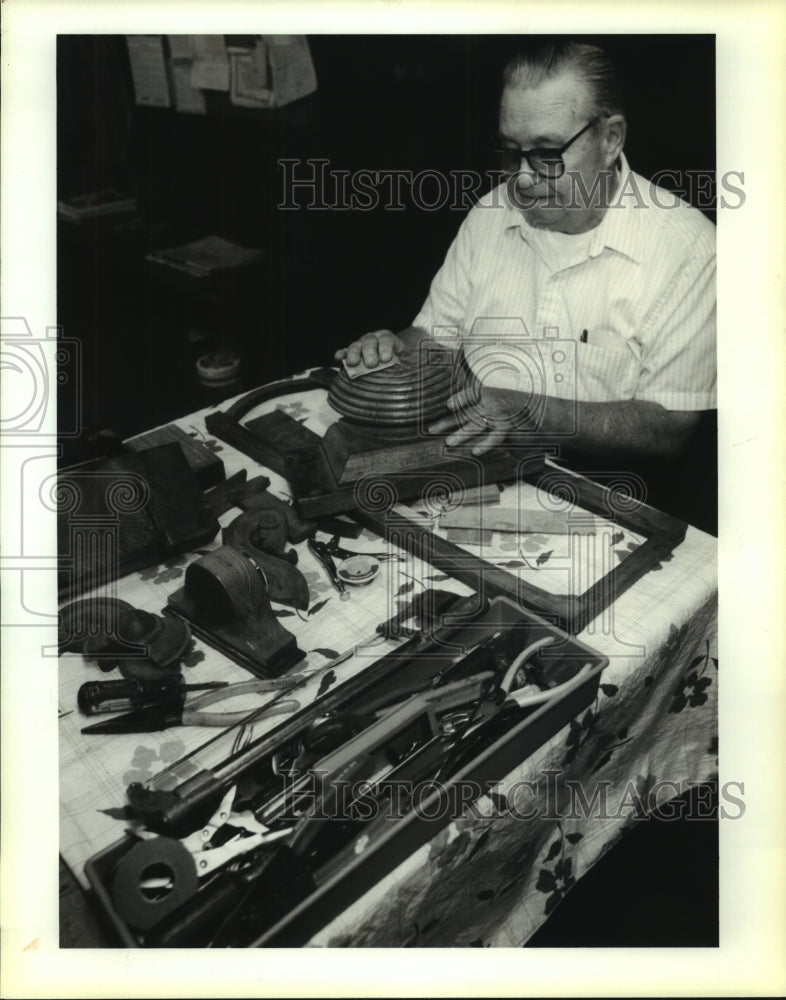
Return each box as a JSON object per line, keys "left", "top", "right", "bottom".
{"left": 321, "top": 535, "right": 405, "bottom": 562}
{"left": 307, "top": 537, "right": 350, "bottom": 600}
{"left": 81, "top": 677, "right": 305, "bottom": 734}
{"left": 132, "top": 785, "right": 290, "bottom": 880}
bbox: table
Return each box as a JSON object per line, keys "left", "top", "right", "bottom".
{"left": 58, "top": 373, "right": 718, "bottom": 948}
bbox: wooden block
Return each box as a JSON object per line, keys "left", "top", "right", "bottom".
{"left": 293, "top": 450, "right": 545, "bottom": 521}
{"left": 204, "top": 470, "right": 250, "bottom": 517}
{"left": 243, "top": 409, "right": 324, "bottom": 478}
{"left": 314, "top": 515, "right": 364, "bottom": 539}
{"left": 445, "top": 527, "right": 493, "bottom": 545}
{"left": 57, "top": 443, "right": 220, "bottom": 599}
{"left": 452, "top": 484, "right": 501, "bottom": 506}
{"left": 126, "top": 423, "right": 225, "bottom": 489}
{"left": 321, "top": 424, "right": 456, "bottom": 485}
{"left": 340, "top": 439, "right": 459, "bottom": 484}
{"left": 166, "top": 580, "right": 305, "bottom": 679}
{"left": 439, "top": 506, "right": 603, "bottom": 534}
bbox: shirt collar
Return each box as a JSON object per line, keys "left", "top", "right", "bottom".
{"left": 503, "top": 153, "right": 645, "bottom": 264}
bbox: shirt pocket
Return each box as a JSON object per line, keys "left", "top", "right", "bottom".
{"left": 572, "top": 341, "right": 640, "bottom": 402}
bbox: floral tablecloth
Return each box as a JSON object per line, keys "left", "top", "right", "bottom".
{"left": 58, "top": 373, "right": 718, "bottom": 947}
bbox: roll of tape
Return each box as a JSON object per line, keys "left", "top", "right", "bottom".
{"left": 111, "top": 837, "right": 199, "bottom": 932}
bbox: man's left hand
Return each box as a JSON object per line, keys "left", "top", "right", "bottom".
{"left": 427, "top": 386, "right": 532, "bottom": 455}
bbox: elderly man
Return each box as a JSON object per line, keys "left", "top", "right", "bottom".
{"left": 335, "top": 41, "right": 716, "bottom": 527}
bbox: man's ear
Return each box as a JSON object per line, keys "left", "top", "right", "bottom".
{"left": 601, "top": 114, "right": 626, "bottom": 166}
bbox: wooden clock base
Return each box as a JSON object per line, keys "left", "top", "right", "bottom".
{"left": 243, "top": 409, "right": 545, "bottom": 519}
{"left": 204, "top": 367, "right": 546, "bottom": 519}
{"left": 165, "top": 546, "right": 305, "bottom": 678}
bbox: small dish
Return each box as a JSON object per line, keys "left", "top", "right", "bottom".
{"left": 337, "top": 555, "right": 381, "bottom": 586}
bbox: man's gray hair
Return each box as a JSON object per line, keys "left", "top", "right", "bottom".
{"left": 503, "top": 41, "right": 625, "bottom": 117}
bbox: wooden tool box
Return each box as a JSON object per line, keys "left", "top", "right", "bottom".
{"left": 85, "top": 595, "right": 608, "bottom": 948}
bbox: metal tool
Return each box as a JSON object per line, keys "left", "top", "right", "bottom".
{"left": 77, "top": 676, "right": 229, "bottom": 716}
{"left": 256, "top": 671, "right": 497, "bottom": 829}
{"left": 125, "top": 592, "right": 490, "bottom": 832}
{"left": 81, "top": 677, "right": 306, "bottom": 734}
{"left": 322, "top": 535, "right": 405, "bottom": 562}
{"left": 127, "top": 640, "right": 380, "bottom": 817}
{"left": 113, "top": 785, "right": 290, "bottom": 934}
{"left": 207, "top": 754, "right": 377, "bottom": 948}
{"left": 144, "top": 757, "right": 374, "bottom": 947}
{"left": 304, "top": 673, "right": 496, "bottom": 789}
{"left": 375, "top": 587, "right": 462, "bottom": 640}
{"left": 132, "top": 785, "right": 288, "bottom": 878}
{"left": 201, "top": 678, "right": 497, "bottom": 947}
{"left": 303, "top": 647, "right": 581, "bottom": 883}
{"left": 307, "top": 537, "right": 351, "bottom": 600}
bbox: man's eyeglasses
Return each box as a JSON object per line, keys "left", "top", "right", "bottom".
{"left": 495, "top": 114, "right": 607, "bottom": 179}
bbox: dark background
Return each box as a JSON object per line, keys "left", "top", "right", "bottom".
{"left": 57, "top": 35, "right": 718, "bottom": 948}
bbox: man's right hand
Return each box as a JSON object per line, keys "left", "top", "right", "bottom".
{"left": 334, "top": 330, "right": 406, "bottom": 369}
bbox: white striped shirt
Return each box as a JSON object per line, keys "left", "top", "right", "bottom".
{"left": 412, "top": 155, "right": 716, "bottom": 411}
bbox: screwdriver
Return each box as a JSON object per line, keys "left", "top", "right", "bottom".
{"left": 77, "top": 677, "right": 228, "bottom": 716}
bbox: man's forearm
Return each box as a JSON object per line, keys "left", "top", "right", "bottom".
{"left": 397, "top": 326, "right": 438, "bottom": 350}
{"left": 494, "top": 390, "right": 699, "bottom": 460}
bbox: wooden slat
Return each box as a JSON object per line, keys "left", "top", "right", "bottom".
{"left": 522, "top": 470, "right": 687, "bottom": 543}
{"left": 445, "top": 527, "right": 493, "bottom": 545}
{"left": 440, "top": 506, "right": 604, "bottom": 534}
{"left": 452, "top": 484, "right": 501, "bottom": 506}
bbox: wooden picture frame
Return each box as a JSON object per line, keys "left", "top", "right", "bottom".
{"left": 352, "top": 465, "right": 687, "bottom": 636}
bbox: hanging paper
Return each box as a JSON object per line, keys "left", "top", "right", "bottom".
{"left": 167, "top": 36, "right": 207, "bottom": 114}
{"left": 229, "top": 38, "right": 274, "bottom": 108}
{"left": 126, "top": 35, "right": 171, "bottom": 108}
{"left": 265, "top": 36, "right": 317, "bottom": 107}
{"left": 190, "top": 35, "right": 230, "bottom": 91}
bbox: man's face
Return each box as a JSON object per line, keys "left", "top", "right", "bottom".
{"left": 498, "top": 71, "right": 619, "bottom": 234}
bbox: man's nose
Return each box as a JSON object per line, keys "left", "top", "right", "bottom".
{"left": 513, "top": 166, "right": 540, "bottom": 191}
{"left": 506, "top": 165, "right": 545, "bottom": 209}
